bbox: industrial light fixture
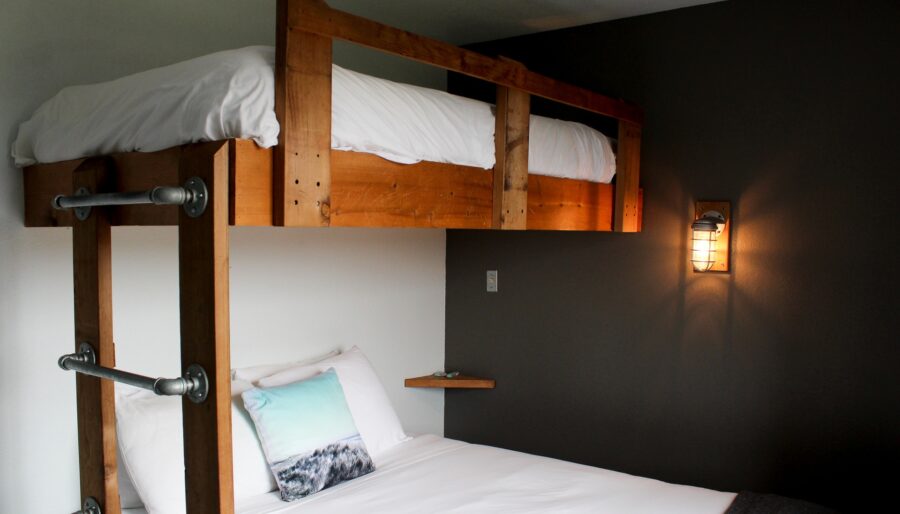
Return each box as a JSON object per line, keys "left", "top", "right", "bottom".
{"left": 691, "top": 201, "right": 731, "bottom": 272}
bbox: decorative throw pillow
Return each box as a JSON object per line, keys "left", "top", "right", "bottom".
{"left": 242, "top": 368, "right": 375, "bottom": 501}
{"left": 256, "top": 347, "right": 409, "bottom": 461}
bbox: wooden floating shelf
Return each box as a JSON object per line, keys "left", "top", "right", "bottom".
{"left": 404, "top": 375, "right": 496, "bottom": 389}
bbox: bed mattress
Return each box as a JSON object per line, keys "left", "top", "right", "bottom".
{"left": 124, "top": 435, "right": 734, "bottom": 514}
{"left": 12, "top": 46, "right": 616, "bottom": 183}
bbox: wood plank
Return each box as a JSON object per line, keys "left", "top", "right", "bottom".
{"left": 230, "top": 139, "right": 273, "bottom": 226}
{"left": 23, "top": 148, "right": 184, "bottom": 227}
{"left": 178, "top": 142, "right": 234, "bottom": 514}
{"left": 613, "top": 121, "right": 642, "bottom": 232}
{"left": 110, "top": 148, "right": 181, "bottom": 225}
{"left": 330, "top": 150, "right": 492, "bottom": 228}
{"left": 275, "top": 0, "right": 332, "bottom": 227}
{"left": 23, "top": 159, "right": 82, "bottom": 227}
{"left": 71, "top": 157, "right": 121, "bottom": 514}
{"left": 23, "top": 143, "right": 636, "bottom": 232}
{"left": 284, "top": 0, "right": 643, "bottom": 124}
{"left": 527, "top": 175, "right": 615, "bottom": 231}
{"left": 493, "top": 85, "right": 530, "bottom": 229}
{"left": 404, "top": 375, "right": 496, "bottom": 389}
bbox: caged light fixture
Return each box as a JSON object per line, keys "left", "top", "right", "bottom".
{"left": 691, "top": 201, "right": 731, "bottom": 272}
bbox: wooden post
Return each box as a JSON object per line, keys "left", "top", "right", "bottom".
{"left": 178, "top": 142, "right": 234, "bottom": 514}
{"left": 72, "top": 158, "right": 121, "bottom": 514}
{"left": 493, "top": 85, "right": 530, "bottom": 229}
{"left": 274, "top": 0, "right": 333, "bottom": 227}
{"left": 614, "top": 120, "right": 642, "bottom": 232}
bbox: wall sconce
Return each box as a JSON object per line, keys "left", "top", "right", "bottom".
{"left": 691, "top": 201, "right": 731, "bottom": 272}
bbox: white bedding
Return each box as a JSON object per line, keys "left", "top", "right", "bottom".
{"left": 124, "top": 435, "right": 734, "bottom": 514}
{"left": 13, "top": 46, "right": 616, "bottom": 183}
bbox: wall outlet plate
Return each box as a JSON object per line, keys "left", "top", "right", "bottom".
{"left": 486, "top": 270, "right": 498, "bottom": 292}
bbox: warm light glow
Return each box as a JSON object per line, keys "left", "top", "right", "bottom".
{"left": 691, "top": 204, "right": 730, "bottom": 273}
{"left": 691, "top": 228, "right": 718, "bottom": 272}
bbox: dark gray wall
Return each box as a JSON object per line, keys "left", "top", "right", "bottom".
{"left": 444, "top": 1, "right": 900, "bottom": 510}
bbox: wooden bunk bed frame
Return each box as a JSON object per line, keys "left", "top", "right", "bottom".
{"left": 27, "top": 1, "right": 644, "bottom": 513}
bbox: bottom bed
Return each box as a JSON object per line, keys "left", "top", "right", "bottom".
{"left": 125, "top": 434, "right": 734, "bottom": 514}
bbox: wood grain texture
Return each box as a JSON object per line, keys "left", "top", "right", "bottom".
{"left": 230, "top": 139, "right": 273, "bottom": 226}
{"left": 405, "top": 375, "right": 496, "bottom": 389}
{"left": 23, "top": 147, "right": 182, "bottom": 227}
{"left": 285, "top": 0, "right": 642, "bottom": 124}
{"left": 528, "top": 175, "right": 614, "bottom": 231}
{"left": 330, "top": 150, "right": 493, "bottom": 228}
{"left": 695, "top": 200, "right": 730, "bottom": 272}
{"left": 23, "top": 143, "right": 637, "bottom": 232}
{"left": 613, "top": 121, "right": 642, "bottom": 232}
{"left": 275, "top": 0, "right": 332, "bottom": 227}
{"left": 178, "top": 142, "right": 234, "bottom": 514}
{"left": 72, "top": 157, "right": 121, "bottom": 514}
{"left": 494, "top": 85, "right": 530, "bottom": 230}
{"left": 111, "top": 148, "right": 181, "bottom": 225}
{"left": 23, "top": 159, "right": 82, "bottom": 226}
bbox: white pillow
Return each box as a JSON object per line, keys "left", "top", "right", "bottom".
{"left": 116, "top": 380, "right": 276, "bottom": 514}
{"left": 257, "top": 347, "right": 409, "bottom": 461}
{"left": 231, "top": 349, "right": 339, "bottom": 383}
{"left": 117, "top": 451, "right": 142, "bottom": 508}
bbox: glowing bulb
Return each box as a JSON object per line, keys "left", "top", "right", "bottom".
{"left": 691, "top": 228, "right": 717, "bottom": 271}
{"left": 690, "top": 212, "right": 723, "bottom": 272}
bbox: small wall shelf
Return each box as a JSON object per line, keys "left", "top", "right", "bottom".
{"left": 404, "top": 375, "right": 495, "bottom": 389}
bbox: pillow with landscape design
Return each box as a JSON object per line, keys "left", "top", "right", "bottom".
{"left": 242, "top": 368, "right": 375, "bottom": 501}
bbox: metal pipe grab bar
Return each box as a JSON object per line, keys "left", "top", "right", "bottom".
{"left": 52, "top": 176, "right": 208, "bottom": 220}
{"left": 54, "top": 187, "right": 191, "bottom": 209}
{"left": 59, "top": 343, "right": 208, "bottom": 403}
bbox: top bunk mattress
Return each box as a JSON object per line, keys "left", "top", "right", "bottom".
{"left": 12, "top": 46, "right": 616, "bottom": 183}
{"left": 123, "top": 434, "right": 734, "bottom": 514}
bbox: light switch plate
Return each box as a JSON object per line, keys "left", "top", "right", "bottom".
{"left": 486, "top": 270, "right": 498, "bottom": 292}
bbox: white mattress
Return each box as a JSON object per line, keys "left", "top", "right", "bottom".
{"left": 125, "top": 435, "right": 734, "bottom": 514}
{"left": 13, "top": 46, "right": 616, "bottom": 183}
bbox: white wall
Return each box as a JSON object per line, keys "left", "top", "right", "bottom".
{"left": 0, "top": 1, "right": 445, "bottom": 512}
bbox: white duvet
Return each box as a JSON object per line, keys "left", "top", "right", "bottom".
{"left": 12, "top": 46, "right": 616, "bottom": 183}
{"left": 124, "top": 435, "right": 734, "bottom": 514}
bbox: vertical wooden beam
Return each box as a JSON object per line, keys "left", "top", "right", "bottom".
{"left": 493, "top": 85, "right": 530, "bottom": 229}
{"left": 614, "top": 120, "right": 642, "bottom": 232}
{"left": 178, "top": 142, "right": 234, "bottom": 514}
{"left": 274, "top": 0, "right": 333, "bottom": 226}
{"left": 72, "top": 158, "right": 121, "bottom": 514}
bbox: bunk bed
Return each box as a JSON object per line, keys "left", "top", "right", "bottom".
{"left": 22, "top": 3, "right": 643, "bottom": 232}
{"left": 16, "top": 1, "right": 667, "bottom": 513}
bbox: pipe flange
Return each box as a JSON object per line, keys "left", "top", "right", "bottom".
{"left": 83, "top": 496, "right": 102, "bottom": 514}
{"left": 73, "top": 187, "right": 92, "bottom": 221}
{"left": 182, "top": 177, "right": 208, "bottom": 218}
{"left": 185, "top": 364, "right": 209, "bottom": 403}
{"left": 59, "top": 342, "right": 98, "bottom": 370}
{"left": 78, "top": 342, "right": 97, "bottom": 365}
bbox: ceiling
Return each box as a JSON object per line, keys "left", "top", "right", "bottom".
{"left": 330, "top": 0, "right": 724, "bottom": 44}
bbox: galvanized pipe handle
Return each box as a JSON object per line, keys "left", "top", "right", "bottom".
{"left": 59, "top": 343, "right": 209, "bottom": 403}
{"left": 52, "top": 176, "right": 207, "bottom": 219}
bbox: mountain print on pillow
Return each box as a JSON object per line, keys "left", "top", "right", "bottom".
{"left": 271, "top": 434, "right": 373, "bottom": 500}
{"left": 242, "top": 368, "right": 375, "bottom": 501}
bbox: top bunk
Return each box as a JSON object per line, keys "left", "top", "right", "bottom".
{"left": 19, "top": 0, "right": 643, "bottom": 232}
